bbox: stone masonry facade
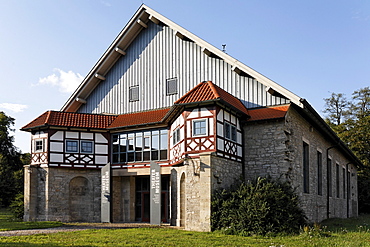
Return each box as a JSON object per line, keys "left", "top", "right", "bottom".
{"left": 243, "top": 107, "right": 358, "bottom": 222}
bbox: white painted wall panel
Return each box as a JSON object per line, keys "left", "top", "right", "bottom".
{"left": 50, "top": 153, "right": 63, "bottom": 163}
{"left": 95, "top": 144, "right": 108, "bottom": 154}
{"left": 50, "top": 131, "right": 63, "bottom": 141}
{"left": 50, "top": 142, "right": 63, "bottom": 152}
{"left": 95, "top": 133, "right": 108, "bottom": 143}
{"left": 81, "top": 133, "right": 93, "bottom": 140}
{"left": 95, "top": 156, "right": 108, "bottom": 165}
{"left": 66, "top": 132, "right": 78, "bottom": 139}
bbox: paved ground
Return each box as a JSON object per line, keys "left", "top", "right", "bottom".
{"left": 0, "top": 223, "right": 168, "bottom": 237}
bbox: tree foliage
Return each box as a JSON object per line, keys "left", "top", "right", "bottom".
{"left": 323, "top": 87, "right": 370, "bottom": 213}
{"left": 211, "top": 177, "right": 307, "bottom": 236}
{"left": 0, "top": 111, "right": 29, "bottom": 208}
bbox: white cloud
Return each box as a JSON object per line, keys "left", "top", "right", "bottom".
{"left": 37, "top": 68, "right": 84, "bottom": 93}
{"left": 0, "top": 103, "right": 28, "bottom": 113}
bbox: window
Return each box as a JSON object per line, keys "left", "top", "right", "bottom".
{"left": 317, "top": 151, "right": 323, "bottom": 196}
{"left": 328, "top": 158, "right": 332, "bottom": 197}
{"left": 81, "top": 141, "right": 93, "bottom": 153}
{"left": 343, "top": 168, "right": 346, "bottom": 199}
{"left": 35, "top": 139, "right": 43, "bottom": 152}
{"left": 193, "top": 119, "right": 207, "bottom": 136}
{"left": 166, "top": 78, "right": 178, "bottom": 95}
{"left": 129, "top": 85, "right": 139, "bottom": 102}
{"left": 112, "top": 129, "right": 168, "bottom": 163}
{"left": 173, "top": 128, "right": 180, "bottom": 145}
{"left": 224, "top": 122, "right": 237, "bottom": 141}
{"left": 303, "top": 142, "right": 309, "bottom": 193}
{"left": 224, "top": 122, "right": 230, "bottom": 139}
{"left": 231, "top": 125, "right": 237, "bottom": 142}
{"left": 66, "top": 140, "right": 78, "bottom": 153}
{"left": 336, "top": 164, "right": 340, "bottom": 198}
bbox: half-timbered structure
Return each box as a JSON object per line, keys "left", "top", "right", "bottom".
{"left": 22, "top": 5, "right": 361, "bottom": 231}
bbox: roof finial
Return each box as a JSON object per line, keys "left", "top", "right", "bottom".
{"left": 222, "top": 44, "right": 226, "bottom": 53}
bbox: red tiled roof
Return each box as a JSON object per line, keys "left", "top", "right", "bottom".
{"left": 108, "top": 108, "right": 170, "bottom": 129}
{"left": 21, "top": 111, "right": 117, "bottom": 130}
{"left": 174, "top": 81, "right": 249, "bottom": 115}
{"left": 248, "top": 105, "right": 290, "bottom": 122}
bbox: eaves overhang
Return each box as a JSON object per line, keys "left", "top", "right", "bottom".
{"left": 61, "top": 4, "right": 303, "bottom": 113}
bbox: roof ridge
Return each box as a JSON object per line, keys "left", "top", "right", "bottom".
{"left": 207, "top": 81, "right": 221, "bottom": 99}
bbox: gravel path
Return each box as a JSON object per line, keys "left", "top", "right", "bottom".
{"left": 0, "top": 223, "right": 161, "bottom": 237}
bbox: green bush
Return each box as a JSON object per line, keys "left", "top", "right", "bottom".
{"left": 211, "top": 177, "right": 307, "bottom": 236}
{"left": 9, "top": 193, "right": 24, "bottom": 220}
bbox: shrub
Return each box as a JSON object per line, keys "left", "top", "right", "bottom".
{"left": 211, "top": 177, "right": 307, "bottom": 236}
{"left": 9, "top": 193, "right": 24, "bottom": 220}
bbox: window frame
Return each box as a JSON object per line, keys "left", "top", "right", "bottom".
{"left": 166, "top": 77, "right": 178, "bottom": 96}
{"left": 173, "top": 128, "right": 180, "bottom": 145}
{"left": 224, "top": 122, "right": 237, "bottom": 142}
{"left": 66, "top": 140, "right": 79, "bottom": 153}
{"left": 192, "top": 119, "right": 207, "bottom": 137}
{"left": 129, "top": 85, "right": 139, "bottom": 102}
{"left": 80, "top": 140, "right": 94, "bottom": 154}
{"left": 34, "top": 139, "right": 44, "bottom": 152}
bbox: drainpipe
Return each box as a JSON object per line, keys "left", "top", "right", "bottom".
{"left": 346, "top": 163, "right": 351, "bottom": 218}
{"left": 326, "top": 145, "right": 337, "bottom": 219}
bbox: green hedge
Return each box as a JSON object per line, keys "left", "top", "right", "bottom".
{"left": 211, "top": 177, "right": 307, "bottom": 236}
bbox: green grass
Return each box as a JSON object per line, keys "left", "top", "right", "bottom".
{"left": 1, "top": 207, "right": 370, "bottom": 246}
{"left": 0, "top": 207, "right": 64, "bottom": 231}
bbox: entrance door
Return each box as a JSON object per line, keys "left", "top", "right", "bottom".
{"left": 135, "top": 175, "right": 169, "bottom": 222}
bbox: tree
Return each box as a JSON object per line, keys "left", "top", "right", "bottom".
{"left": 323, "top": 92, "right": 349, "bottom": 125}
{"left": 0, "top": 111, "right": 28, "bottom": 207}
{"left": 323, "top": 88, "right": 370, "bottom": 213}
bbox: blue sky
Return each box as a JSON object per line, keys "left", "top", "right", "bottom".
{"left": 0, "top": 0, "right": 369, "bottom": 153}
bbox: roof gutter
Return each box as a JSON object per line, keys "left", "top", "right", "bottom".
{"left": 299, "top": 99, "right": 363, "bottom": 169}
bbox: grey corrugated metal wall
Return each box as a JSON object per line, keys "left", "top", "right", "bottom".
{"left": 77, "top": 22, "right": 289, "bottom": 114}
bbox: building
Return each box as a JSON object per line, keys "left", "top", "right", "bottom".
{"left": 21, "top": 5, "right": 361, "bottom": 232}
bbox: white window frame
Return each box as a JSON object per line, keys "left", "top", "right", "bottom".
{"left": 173, "top": 128, "right": 180, "bottom": 145}
{"left": 193, "top": 119, "right": 207, "bottom": 137}
{"left": 66, "top": 140, "right": 79, "bottom": 153}
{"left": 80, "top": 140, "right": 94, "bottom": 154}
{"left": 34, "top": 139, "right": 44, "bottom": 152}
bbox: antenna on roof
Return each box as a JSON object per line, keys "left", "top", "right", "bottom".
{"left": 222, "top": 44, "right": 226, "bottom": 53}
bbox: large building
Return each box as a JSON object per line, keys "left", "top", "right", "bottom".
{"left": 22, "top": 5, "right": 361, "bottom": 232}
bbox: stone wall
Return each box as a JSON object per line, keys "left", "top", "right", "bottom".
{"left": 24, "top": 166, "right": 101, "bottom": 222}
{"left": 243, "top": 107, "right": 358, "bottom": 222}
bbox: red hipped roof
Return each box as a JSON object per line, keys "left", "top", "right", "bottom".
{"left": 174, "top": 81, "right": 249, "bottom": 115}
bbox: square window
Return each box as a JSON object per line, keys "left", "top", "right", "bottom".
{"left": 166, "top": 78, "right": 178, "bottom": 95}
{"left": 66, "top": 140, "right": 79, "bottom": 153}
{"left": 129, "top": 85, "right": 139, "bottom": 102}
{"left": 81, "top": 141, "right": 93, "bottom": 153}
{"left": 193, "top": 119, "right": 207, "bottom": 136}
{"left": 35, "top": 140, "right": 43, "bottom": 152}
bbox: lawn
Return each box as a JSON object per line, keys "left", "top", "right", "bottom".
{"left": 0, "top": 207, "right": 64, "bottom": 231}
{"left": 1, "top": 208, "right": 370, "bottom": 246}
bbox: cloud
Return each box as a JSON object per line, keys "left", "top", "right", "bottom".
{"left": 37, "top": 68, "right": 84, "bottom": 93}
{"left": 0, "top": 103, "right": 28, "bottom": 113}
{"left": 101, "top": 1, "right": 112, "bottom": 7}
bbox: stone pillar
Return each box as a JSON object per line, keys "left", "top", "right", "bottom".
{"left": 23, "top": 165, "right": 37, "bottom": 221}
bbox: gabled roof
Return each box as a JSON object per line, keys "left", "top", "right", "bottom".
{"left": 174, "top": 81, "right": 249, "bottom": 115}
{"left": 61, "top": 4, "right": 302, "bottom": 113}
{"left": 248, "top": 105, "right": 290, "bottom": 122}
